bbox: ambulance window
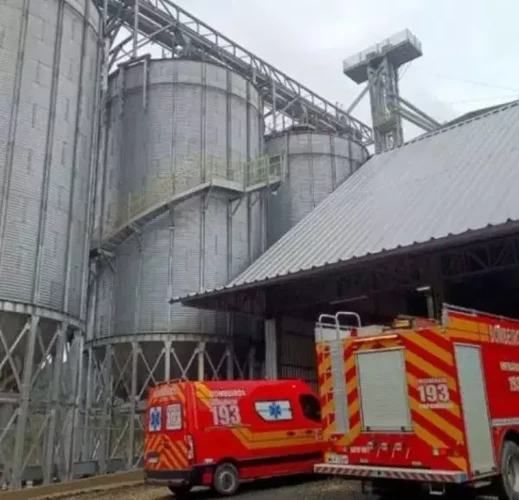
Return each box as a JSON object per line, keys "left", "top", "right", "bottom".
{"left": 166, "top": 403, "right": 182, "bottom": 430}
{"left": 299, "top": 394, "right": 321, "bottom": 423}
{"left": 254, "top": 400, "right": 293, "bottom": 421}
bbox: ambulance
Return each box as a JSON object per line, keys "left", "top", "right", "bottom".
{"left": 144, "top": 379, "right": 324, "bottom": 497}
{"left": 313, "top": 305, "right": 519, "bottom": 498}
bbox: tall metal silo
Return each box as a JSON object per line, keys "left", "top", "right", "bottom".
{"left": 0, "top": 0, "right": 101, "bottom": 487}
{"left": 264, "top": 126, "right": 368, "bottom": 386}
{"left": 87, "top": 58, "right": 272, "bottom": 470}
{"left": 265, "top": 126, "right": 369, "bottom": 247}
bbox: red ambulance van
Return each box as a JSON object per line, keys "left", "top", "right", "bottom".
{"left": 144, "top": 379, "right": 324, "bottom": 497}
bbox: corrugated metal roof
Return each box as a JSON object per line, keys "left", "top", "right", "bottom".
{"left": 176, "top": 100, "right": 519, "bottom": 303}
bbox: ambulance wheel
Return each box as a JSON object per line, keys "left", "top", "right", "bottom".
{"left": 168, "top": 485, "right": 191, "bottom": 498}
{"left": 213, "top": 462, "right": 239, "bottom": 496}
{"left": 500, "top": 440, "right": 519, "bottom": 500}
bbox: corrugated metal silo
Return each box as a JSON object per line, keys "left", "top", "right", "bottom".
{"left": 91, "top": 59, "right": 265, "bottom": 459}
{"left": 0, "top": 0, "right": 101, "bottom": 486}
{"left": 264, "top": 126, "right": 368, "bottom": 387}
{"left": 265, "top": 126, "right": 368, "bottom": 246}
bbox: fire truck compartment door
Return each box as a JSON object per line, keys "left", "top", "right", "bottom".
{"left": 454, "top": 344, "right": 495, "bottom": 475}
{"left": 356, "top": 348, "right": 412, "bottom": 432}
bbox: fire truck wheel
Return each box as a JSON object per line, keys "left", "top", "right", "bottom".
{"left": 168, "top": 485, "right": 191, "bottom": 498}
{"left": 501, "top": 440, "right": 519, "bottom": 500}
{"left": 213, "top": 462, "right": 240, "bottom": 496}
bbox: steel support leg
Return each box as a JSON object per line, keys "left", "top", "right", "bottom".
{"left": 43, "top": 323, "right": 66, "bottom": 484}
{"left": 11, "top": 316, "right": 39, "bottom": 489}
{"left": 264, "top": 318, "right": 278, "bottom": 379}
{"left": 127, "top": 342, "right": 138, "bottom": 469}
{"left": 99, "top": 344, "right": 113, "bottom": 474}
{"left": 81, "top": 347, "right": 94, "bottom": 460}
{"left": 226, "top": 344, "right": 234, "bottom": 380}
{"left": 66, "top": 330, "right": 84, "bottom": 480}
{"left": 164, "top": 340, "right": 171, "bottom": 380}
{"left": 248, "top": 346, "right": 256, "bottom": 380}
{"left": 197, "top": 342, "right": 205, "bottom": 381}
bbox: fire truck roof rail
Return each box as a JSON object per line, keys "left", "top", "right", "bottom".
{"left": 315, "top": 311, "right": 361, "bottom": 342}
{"left": 316, "top": 311, "right": 362, "bottom": 329}
{"left": 336, "top": 311, "right": 362, "bottom": 328}
{"left": 443, "top": 303, "right": 519, "bottom": 324}
{"left": 317, "top": 313, "right": 337, "bottom": 327}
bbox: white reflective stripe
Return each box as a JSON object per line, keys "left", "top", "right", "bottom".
{"left": 314, "top": 463, "right": 468, "bottom": 483}
{"left": 492, "top": 417, "right": 519, "bottom": 427}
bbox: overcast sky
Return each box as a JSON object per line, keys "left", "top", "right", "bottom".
{"left": 165, "top": 0, "right": 518, "bottom": 140}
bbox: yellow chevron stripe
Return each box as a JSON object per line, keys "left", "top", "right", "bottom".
{"left": 320, "top": 376, "right": 333, "bottom": 395}
{"left": 413, "top": 420, "right": 467, "bottom": 472}
{"left": 405, "top": 332, "right": 454, "bottom": 366}
{"left": 336, "top": 421, "right": 361, "bottom": 446}
{"left": 349, "top": 397, "right": 359, "bottom": 417}
{"left": 320, "top": 355, "right": 332, "bottom": 374}
{"left": 413, "top": 419, "right": 446, "bottom": 449}
{"left": 346, "top": 375, "right": 357, "bottom": 395}
{"left": 321, "top": 400, "right": 335, "bottom": 419}
{"left": 405, "top": 351, "right": 457, "bottom": 392}
{"left": 409, "top": 397, "right": 464, "bottom": 444}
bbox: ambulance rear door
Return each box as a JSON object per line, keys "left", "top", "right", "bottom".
{"left": 147, "top": 384, "right": 191, "bottom": 470}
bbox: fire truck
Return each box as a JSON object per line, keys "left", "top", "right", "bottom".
{"left": 313, "top": 304, "right": 519, "bottom": 498}
{"left": 144, "top": 379, "right": 324, "bottom": 497}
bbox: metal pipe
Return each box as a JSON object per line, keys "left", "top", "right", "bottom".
{"left": 133, "top": 0, "right": 140, "bottom": 59}
{"left": 391, "top": 93, "right": 442, "bottom": 129}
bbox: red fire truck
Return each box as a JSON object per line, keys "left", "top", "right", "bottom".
{"left": 314, "top": 304, "right": 519, "bottom": 498}
{"left": 144, "top": 379, "right": 324, "bottom": 497}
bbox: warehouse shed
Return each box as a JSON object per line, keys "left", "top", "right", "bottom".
{"left": 175, "top": 100, "right": 519, "bottom": 319}
{"left": 173, "top": 100, "right": 519, "bottom": 380}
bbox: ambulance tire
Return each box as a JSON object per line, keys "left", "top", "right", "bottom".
{"left": 213, "top": 462, "right": 240, "bottom": 496}
{"left": 500, "top": 440, "right": 519, "bottom": 500}
{"left": 168, "top": 485, "right": 191, "bottom": 498}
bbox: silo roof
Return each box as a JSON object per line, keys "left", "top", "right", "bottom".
{"left": 174, "top": 100, "right": 519, "bottom": 305}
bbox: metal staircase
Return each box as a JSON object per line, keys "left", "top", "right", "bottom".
{"left": 92, "top": 156, "right": 283, "bottom": 253}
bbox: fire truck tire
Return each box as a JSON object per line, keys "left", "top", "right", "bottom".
{"left": 213, "top": 462, "right": 240, "bottom": 496}
{"left": 500, "top": 440, "right": 519, "bottom": 500}
{"left": 168, "top": 485, "right": 191, "bottom": 498}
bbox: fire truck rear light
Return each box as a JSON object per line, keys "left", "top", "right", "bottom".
{"left": 186, "top": 435, "right": 194, "bottom": 460}
{"left": 433, "top": 447, "right": 451, "bottom": 457}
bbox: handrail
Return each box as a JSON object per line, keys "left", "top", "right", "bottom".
{"left": 102, "top": 155, "right": 283, "bottom": 238}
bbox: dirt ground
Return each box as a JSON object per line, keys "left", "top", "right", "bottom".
{"left": 59, "top": 476, "right": 500, "bottom": 500}
{"left": 62, "top": 477, "right": 373, "bottom": 500}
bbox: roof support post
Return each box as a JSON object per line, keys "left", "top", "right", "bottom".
{"left": 264, "top": 318, "right": 278, "bottom": 379}
{"left": 197, "top": 342, "right": 206, "bottom": 381}
{"left": 248, "top": 345, "right": 256, "bottom": 380}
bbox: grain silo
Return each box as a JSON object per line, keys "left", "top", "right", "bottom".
{"left": 265, "top": 125, "right": 369, "bottom": 247}
{"left": 264, "top": 126, "right": 368, "bottom": 387}
{"left": 0, "top": 0, "right": 101, "bottom": 487}
{"left": 89, "top": 58, "right": 268, "bottom": 466}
